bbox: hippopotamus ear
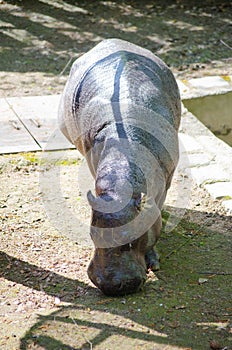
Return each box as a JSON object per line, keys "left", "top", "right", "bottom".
{"left": 87, "top": 190, "right": 120, "bottom": 213}
{"left": 135, "top": 193, "right": 147, "bottom": 211}
{"left": 87, "top": 190, "right": 97, "bottom": 206}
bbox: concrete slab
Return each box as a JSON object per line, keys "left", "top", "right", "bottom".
{"left": 0, "top": 98, "right": 40, "bottom": 154}
{"left": 182, "top": 91, "right": 232, "bottom": 146}
{"left": 176, "top": 80, "right": 190, "bottom": 95}
{"left": 178, "top": 134, "right": 203, "bottom": 153}
{"left": 6, "top": 94, "right": 60, "bottom": 120}
{"left": 204, "top": 182, "right": 232, "bottom": 200}
{"left": 221, "top": 199, "right": 232, "bottom": 214}
{"left": 182, "top": 152, "right": 212, "bottom": 168}
{"left": 188, "top": 76, "right": 231, "bottom": 89}
{"left": 181, "top": 108, "right": 232, "bottom": 213}
{"left": 5, "top": 95, "right": 74, "bottom": 151}
{"left": 179, "top": 75, "right": 232, "bottom": 100}
{"left": 188, "top": 162, "right": 230, "bottom": 186}
{"left": 180, "top": 109, "right": 232, "bottom": 177}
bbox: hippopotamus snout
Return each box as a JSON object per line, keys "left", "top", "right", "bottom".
{"left": 87, "top": 246, "right": 147, "bottom": 296}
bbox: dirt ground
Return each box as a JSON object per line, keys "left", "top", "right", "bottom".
{"left": 0, "top": 152, "right": 232, "bottom": 350}
{"left": 0, "top": 0, "right": 232, "bottom": 97}
{"left": 0, "top": 1, "right": 232, "bottom": 350}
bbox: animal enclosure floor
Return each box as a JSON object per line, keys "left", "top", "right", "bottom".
{"left": 0, "top": 152, "right": 231, "bottom": 350}
{"left": 0, "top": 95, "right": 73, "bottom": 154}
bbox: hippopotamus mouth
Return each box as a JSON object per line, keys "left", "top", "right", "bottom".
{"left": 86, "top": 191, "right": 151, "bottom": 296}
{"left": 87, "top": 240, "right": 147, "bottom": 296}
{"left": 87, "top": 189, "right": 162, "bottom": 296}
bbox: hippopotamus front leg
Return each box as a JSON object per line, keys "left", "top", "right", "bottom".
{"left": 145, "top": 218, "right": 162, "bottom": 271}
{"left": 145, "top": 249, "right": 160, "bottom": 271}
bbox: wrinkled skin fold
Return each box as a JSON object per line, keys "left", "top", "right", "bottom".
{"left": 58, "top": 39, "right": 181, "bottom": 296}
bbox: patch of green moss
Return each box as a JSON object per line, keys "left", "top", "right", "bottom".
{"left": 54, "top": 159, "right": 79, "bottom": 166}
{"left": 222, "top": 195, "right": 232, "bottom": 201}
{"left": 21, "top": 152, "right": 81, "bottom": 166}
{"left": 22, "top": 152, "right": 40, "bottom": 164}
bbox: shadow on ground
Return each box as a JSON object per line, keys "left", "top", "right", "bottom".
{"left": 1, "top": 210, "right": 231, "bottom": 350}
{"left": 1, "top": 0, "right": 231, "bottom": 74}
{"left": 0, "top": 1, "right": 232, "bottom": 348}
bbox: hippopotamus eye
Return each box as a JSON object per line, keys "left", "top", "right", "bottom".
{"left": 135, "top": 192, "right": 146, "bottom": 211}
{"left": 120, "top": 243, "right": 131, "bottom": 252}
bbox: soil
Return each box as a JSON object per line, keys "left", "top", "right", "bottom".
{"left": 0, "top": 1, "right": 232, "bottom": 350}
{"left": 0, "top": 152, "right": 232, "bottom": 350}
{"left": 0, "top": 1, "right": 232, "bottom": 97}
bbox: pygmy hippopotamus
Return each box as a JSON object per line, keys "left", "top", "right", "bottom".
{"left": 58, "top": 38, "right": 181, "bottom": 296}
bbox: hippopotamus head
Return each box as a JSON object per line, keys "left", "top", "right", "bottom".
{"left": 86, "top": 189, "right": 157, "bottom": 296}
{"left": 87, "top": 243, "right": 147, "bottom": 296}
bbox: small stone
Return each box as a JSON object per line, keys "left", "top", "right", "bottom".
{"left": 222, "top": 199, "right": 232, "bottom": 214}
{"left": 198, "top": 278, "right": 208, "bottom": 284}
{"left": 54, "top": 297, "right": 61, "bottom": 305}
{"left": 209, "top": 340, "right": 222, "bottom": 350}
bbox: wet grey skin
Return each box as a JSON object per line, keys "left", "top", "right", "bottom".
{"left": 87, "top": 242, "right": 160, "bottom": 296}
{"left": 87, "top": 244, "right": 147, "bottom": 297}
{"left": 58, "top": 39, "right": 181, "bottom": 296}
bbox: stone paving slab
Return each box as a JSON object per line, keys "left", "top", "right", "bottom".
{"left": 177, "top": 75, "right": 232, "bottom": 99}
{"left": 222, "top": 199, "right": 232, "bottom": 212}
{"left": 189, "top": 164, "right": 230, "bottom": 186}
{"left": 205, "top": 182, "right": 232, "bottom": 199}
{"left": 5, "top": 95, "right": 74, "bottom": 151}
{"left": 179, "top": 108, "right": 232, "bottom": 213}
{"left": 0, "top": 98, "right": 40, "bottom": 153}
{"left": 188, "top": 75, "right": 231, "bottom": 89}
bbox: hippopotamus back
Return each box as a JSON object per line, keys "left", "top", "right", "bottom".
{"left": 59, "top": 38, "right": 180, "bottom": 154}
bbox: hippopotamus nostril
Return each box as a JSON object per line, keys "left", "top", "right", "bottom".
{"left": 96, "top": 277, "right": 102, "bottom": 286}
{"left": 87, "top": 248, "right": 148, "bottom": 296}
{"left": 112, "top": 278, "right": 122, "bottom": 288}
{"left": 101, "top": 275, "right": 145, "bottom": 296}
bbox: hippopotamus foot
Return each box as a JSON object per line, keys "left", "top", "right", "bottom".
{"left": 145, "top": 248, "right": 160, "bottom": 271}
{"left": 87, "top": 242, "right": 147, "bottom": 296}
